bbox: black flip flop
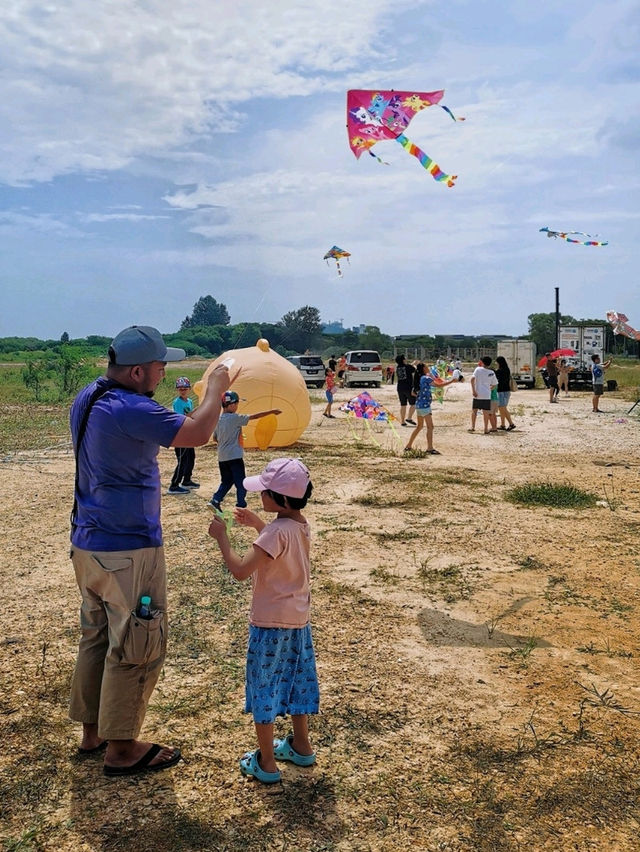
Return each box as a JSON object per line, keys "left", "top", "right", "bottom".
{"left": 77, "top": 740, "right": 108, "bottom": 756}
{"left": 103, "top": 744, "right": 182, "bottom": 777}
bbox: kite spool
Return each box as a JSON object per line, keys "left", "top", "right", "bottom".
{"left": 194, "top": 339, "right": 311, "bottom": 449}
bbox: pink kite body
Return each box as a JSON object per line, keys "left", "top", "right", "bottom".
{"left": 347, "top": 89, "right": 463, "bottom": 185}
{"left": 607, "top": 310, "right": 640, "bottom": 340}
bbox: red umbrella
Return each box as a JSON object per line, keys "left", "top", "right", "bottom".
{"left": 537, "top": 348, "right": 576, "bottom": 367}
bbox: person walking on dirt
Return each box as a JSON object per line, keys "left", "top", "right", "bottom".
{"left": 395, "top": 354, "right": 416, "bottom": 426}
{"left": 546, "top": 356, "right": 560, "bottom": 403}
{"left": 494, "top": 356, "right": 516, "bottom": 430}
{"left": 69, "top": 325, "right": 231, "bottom": 776}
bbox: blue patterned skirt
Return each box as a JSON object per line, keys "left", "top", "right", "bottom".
{"left": 245, "top": 624, "right": 320, "bottom": 724}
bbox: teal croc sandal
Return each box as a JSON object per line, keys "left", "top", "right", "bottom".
{"left": 239, "top": 750, "right": 281, "bottom": 784}
{"left": 273, "top": 735, "right": 316, "bottom": 767}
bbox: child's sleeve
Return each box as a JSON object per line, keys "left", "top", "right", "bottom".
{"left": 254, "top": 523, "right": 283, "bottom": 560}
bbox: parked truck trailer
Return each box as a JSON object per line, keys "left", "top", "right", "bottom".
{"left": 496, "top": 339, "right": 537, "bottom": 388}
{"left": 558, "top": 325, "right": 609, "bottom": 388}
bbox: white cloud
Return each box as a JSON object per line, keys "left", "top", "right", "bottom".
{"left": 0, "top": 210, "right": 84, "bottom": 236}
{"left": 0, "top": 0, "right": 427, "bottom": 184}
{"left": 84, "top": 213, "right": 171, "bottom": 222}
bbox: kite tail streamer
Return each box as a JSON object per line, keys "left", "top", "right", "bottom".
{"left": 440, "top": 104, "right": 465, "bottom": 122}
{"left": 346, "top": 414, "right": 361, "bottom": 443}
{"left": 388, "top": 420, "right": 402, "bottom": 443}
{"left": 368, "top": 149, "right": 390, "bottom": 166}
{"left": 364, "top": 418, "right": 381, "bottom": 447}
{"left": 336, "top": 260, "right": 343, "bottom": 277}
{"left": 396, "top": 134, "right": 457, "bottom": 187}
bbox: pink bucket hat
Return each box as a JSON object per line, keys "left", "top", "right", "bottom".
{"left": 243, "top": 458, "right": 311, "bottom": 499}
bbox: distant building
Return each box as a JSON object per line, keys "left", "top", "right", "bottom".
{"left": 322, "top": 320, "right": 344, "bottom": 334}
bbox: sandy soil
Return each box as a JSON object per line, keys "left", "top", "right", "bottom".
{"left": 1, "top": 380, "right": 640, "bottom": 851}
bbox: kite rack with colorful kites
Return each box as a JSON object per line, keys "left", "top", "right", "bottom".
{"left": 607, "top": 311, "right": 640, "bottom": 340}
{"left": 324, "top": 246, "right": 351, "bottom": 277}
{"left": 539, "top": 227, "right": 608, "bottom": 247}
{"left": 347, "top": 89, "right": 464, "bottom": 186}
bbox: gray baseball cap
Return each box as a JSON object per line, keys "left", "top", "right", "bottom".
{"left": 109, "top": 325, "right": 186, "bottom": 365}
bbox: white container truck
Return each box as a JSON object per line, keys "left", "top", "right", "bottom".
{"left": 496, "top": 339, "right": 537, "bottom": 388}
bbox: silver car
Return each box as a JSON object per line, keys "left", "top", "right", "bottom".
{"left": 287, "top": 355, "right": 326, "bottom": 388}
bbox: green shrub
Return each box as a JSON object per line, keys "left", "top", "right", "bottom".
{"left": 506, "top": 481, "right": 597, "bottom": 509}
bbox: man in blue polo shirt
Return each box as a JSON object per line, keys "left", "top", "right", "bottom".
{"left": 69, "top": 325, "right": 230, "bottom": 776}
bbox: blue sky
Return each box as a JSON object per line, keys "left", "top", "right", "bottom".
{"left": 1, "top": 0, "right": 638, "bottom": 340}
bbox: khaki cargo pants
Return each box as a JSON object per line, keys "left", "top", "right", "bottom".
{"left": 69, "top": 546, "right": 168, "bottom": 740}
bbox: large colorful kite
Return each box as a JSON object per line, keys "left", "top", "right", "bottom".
{"left": 347, "top": 89, "right": 464, "bottom": 186}
{"left": 607, "top": 311, "right": 640, "bottom": 340}
{"left": 340, "top": 391, "right": 401, "bottom": 444}
{"left": 539, "top": 227, "right": 608, "bottom": 246}
{"left": 324, "top": 246, "right": 351, "bottom": 277}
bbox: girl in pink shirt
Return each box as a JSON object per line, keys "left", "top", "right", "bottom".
{"left": 323, "top": 368, "right": 336, "bottom": 418}
{"left": 208, "top": 458, "right": 319, "bottom": 786}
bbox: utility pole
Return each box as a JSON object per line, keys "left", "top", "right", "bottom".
{"left": 554, "top": 287, "right": 560, "bottom": 349}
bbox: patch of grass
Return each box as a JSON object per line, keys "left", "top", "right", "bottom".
{"left": 369, "top": 564, "right": 400, "bottom": 585}
{"left": 505, "top": 481, "right": 597, "bottom": 509}
{"left": 458, "top": 711, "right": 565, "bottom": 768}
{"left": 400, "top": 448, "right": 431, "bottom": 459}
{"left": 608, "top": 597, "right": 633, "bottom": 619}
{"left": 417, "top": 560, "right": 475, "bottom": 602}
{"left": 544, "top": 576, "right": 595, "bottom": 609}
{"left": 373, "top": 529, "right": 416, "bottom": 542}
{"left": 3, "top": 825, "right": 40, "bottom": 852}
{"left": 0, "top": 404, "right": 70, "bottom": 454}
{"left": 515, "top": 555, "right": 552, "bottom": 572}
{"left": 576, "top": 640, "right": 634, "bottom": 659}
{"left": 506, "top": 635, "right": 539, "bottom": 666}
{"left": 352, "top": 493, "right": 415, "bottom": 508}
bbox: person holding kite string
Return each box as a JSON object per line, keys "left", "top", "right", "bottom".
{"left": 558, "top": 360, "right": 571, "bottom": 397}
{"left": 69, "top": 325, "right": 231, "bottom": 776}
{"left": 404, "top": 363, "right": 457, "bottom": 454}
{"left": 322, "top": 367, "right": 336, "bottom": 418}
{"left": 208, "top": 458, "right": 319, "bottom": 786}
{"left": 590, "top": 354, "right": 612, "bottom": 413}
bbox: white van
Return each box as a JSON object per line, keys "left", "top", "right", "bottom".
{"left": 343, "top": 350, "right": 383, "bottom": 388}
{"left": 287, "top": 355, "right": 325, "bottom": 388}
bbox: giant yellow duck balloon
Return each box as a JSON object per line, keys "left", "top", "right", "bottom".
{"left": 193, "top": 339, "right": 311, "bottom": 449}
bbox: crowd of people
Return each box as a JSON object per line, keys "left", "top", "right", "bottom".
{"left": 67, "top": 326, "right": 617, "bottom": 785}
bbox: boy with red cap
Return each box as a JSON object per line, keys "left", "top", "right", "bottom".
{"left": 208, "top": 458, "right": 319, "bottom": 786}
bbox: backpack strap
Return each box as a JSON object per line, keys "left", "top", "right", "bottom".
{"left": 70, "top": 379, "right": 126, "bottom": 533}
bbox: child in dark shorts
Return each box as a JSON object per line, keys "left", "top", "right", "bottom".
{"left": 208, "top": 458, "right": 319, "bottom": 785}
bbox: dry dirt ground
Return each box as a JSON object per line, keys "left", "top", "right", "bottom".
{"left": 1, "top": 380, "right": 640, "bottom": 851}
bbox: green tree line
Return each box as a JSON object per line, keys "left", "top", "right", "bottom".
{"left": 2, "top": 295, "right": 633, "bottom": 403}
